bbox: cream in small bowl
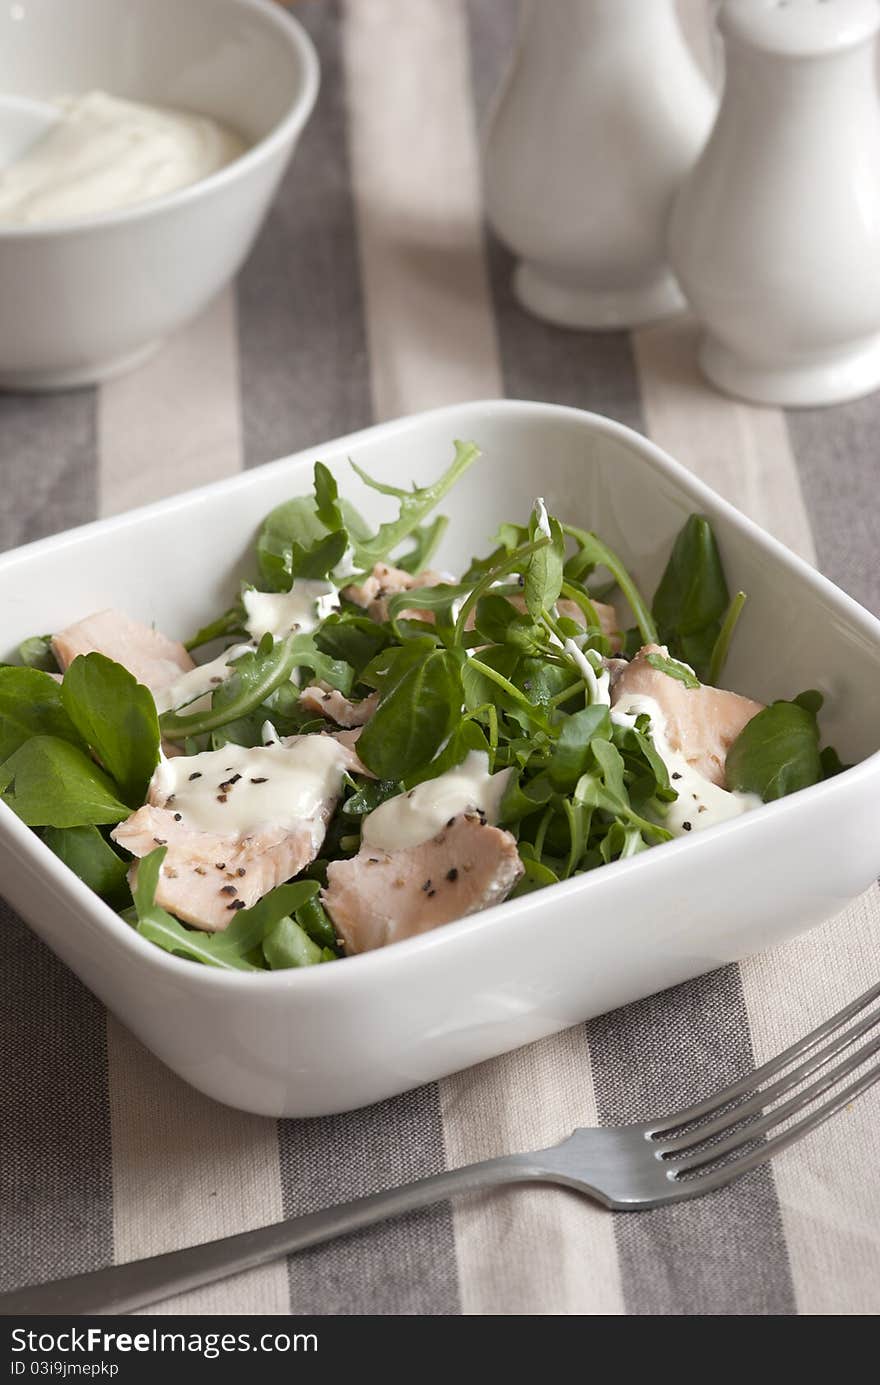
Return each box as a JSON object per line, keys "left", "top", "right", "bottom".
{"left": 0, "top": 91, "right": 246, "bottom": 226}
{"left": 0, "top": 0, "right": 319, "bottom": 391}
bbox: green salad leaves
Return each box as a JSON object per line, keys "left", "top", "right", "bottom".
{"left": 0, "top": 443, "right": 848, "bottom": 976}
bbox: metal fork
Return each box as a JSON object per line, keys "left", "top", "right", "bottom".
{"left": 2, "top": 980, "right": 878, "bottom": 1317}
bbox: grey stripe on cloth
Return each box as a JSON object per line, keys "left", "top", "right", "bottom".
{"left": 0, "top": 392, "right": 109, "bottom": 1292}
{"left": 467, "top": 1, "right": 795, "bottom": 1304}
{"left": 786, "top": 402, "right": 880, "bottom": 616}
{"left": 587, "top": 970, "right": 796, "bottom": 1316}
{"left": 237, "top": 0, "right": 372, "bottom": 467}
{"left": 251, "top": 0, "right": 459, "bottom": 1316}
{"left": 279, "top": 1087, "right": 459, "bottom": 1316}
{"left": 0, "top": 899, "right": 112, "bottom": 1291}
{"left": 0, "top": 391, "right": 96, "bottom": 551}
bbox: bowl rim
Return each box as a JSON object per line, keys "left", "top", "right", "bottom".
{"left": 0, "top": 0, "right": 320, "bottom": 240}
{"left": 2, "top": 397, "right": 879, "bottom": 992}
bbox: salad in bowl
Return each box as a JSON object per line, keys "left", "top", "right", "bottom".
{"left": 0, "top": 442, "right": 842, "bottom": 974}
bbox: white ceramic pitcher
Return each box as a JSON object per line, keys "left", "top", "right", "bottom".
{"left": 669, "top": 0, "right": 880, "bottom": 407}
{"left": 484, "top": 0, "right": 716, "bottom": 330}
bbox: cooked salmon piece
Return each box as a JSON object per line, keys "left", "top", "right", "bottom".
{"left": 343, "top": 563, "right": 448, "bottom": 623}
{"left": 113, "top": 733, "right": 367, "bottom": 931}
{"left": 52, "top": 609, "right": 193, "bottom": 693}
{"left": 299, "top": 682, "right": 380, "bottom": 728}
{"left": 114, "top": 807, "right": 332, "bottom": 932}
{"left": 611, "top": 644, "right": 763, "bottom": 787}
{"left": 323, "top": 814, "right": 524, "bottom": 953}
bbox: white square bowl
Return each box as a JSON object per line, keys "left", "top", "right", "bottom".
{"left": 2, "top": 400, "right": 879, "bottom": 1117}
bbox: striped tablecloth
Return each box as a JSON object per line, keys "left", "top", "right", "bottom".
{"left": 1, "top": 0, "right": 878, "bottom": 1317}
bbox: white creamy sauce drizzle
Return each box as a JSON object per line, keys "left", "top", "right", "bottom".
{"left": 362, "top": 751, "right": 512, "bottom": 852}
{"left": 152, "top": 642, "right": 253, "bottom": 716}
{"left": 534, "top": 497, "right": 552, "bottom": 540}
{"left": 151, "top": 736, "right": 349, "bottom": 836}
{"left": 610, "top": 692, "right": 761, "bottom": 835}
{"left": 243, "top": 582, "right": 339, "bottom": 642}
{"left": 0, "top": 91, "right": 245, "bottom": 226}
{"left": 564, "top": 637, "right": 611, "bottom": 706}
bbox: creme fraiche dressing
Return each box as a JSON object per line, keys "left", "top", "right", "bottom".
{"left": 243, "top": 582, "right": 340, "bottom": 643}
{"left": 0, "top": 91, "right": 245, "bottom": 226}
{"left": 610, "top": 692, "right": 761, "bottom": 835}
{"left": 362, "top": 751, "right": 512, "bottom": 852}
{"left": 152, "top": 642, "right": 254, "bottom": 717}
{"left": 150, "top": 737, "right": 350, "bottom": 836}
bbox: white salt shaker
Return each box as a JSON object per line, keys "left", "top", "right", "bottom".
{"left": 669, "top": 0, "right": 880, "bottom": 407}
{"left": 484, "top": 0, "right": 716, "bottom": 330}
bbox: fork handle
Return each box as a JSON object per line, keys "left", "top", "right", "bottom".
{"left": 0, "top": 1152, "right": 545, "bottom": 1316}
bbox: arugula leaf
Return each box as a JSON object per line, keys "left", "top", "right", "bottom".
{"left": 263, "top": 916, "right": 325, "bottom": 969}
{"left": 386, "top": 581, "right": 469, "bottom": 630}
{"left": 547, "top": 705, "right": 613, "bottom": 791}
{"left": 652, "top": 515, "right": 730, "bottom": 681}
{"left": 0, "top": 666, "right": 81, "bottom": 761}
{"left": 43, "top": 824, "right": 130, "bottom": 904}
{"left": 342, "top": 778, "right": 402, "bottom": 817}
{"left": 61, "top": 653, "right": 159, "bottom": 806}
{"left": 160, "top": 633, "right": 301, "bottom": 740}
{"left": 350, "top": 441, "right": 480, "bottom": 568}
{"left": 313, "top": 461, "right": 344, "bottom": 532}
{"left": 18, "top": 635, "right": 60, "bottom": 673}
{"left": 395, "top": 515, "right": 449, "bottom": 574}
{"left": 562, "top": 525, "right": 658, "bottom": 645}
{"left": 290, "top": 529, "right": 349, "bottom": 582}
{"left": 133, "top": 849, "right": 321, "bottom": 970}
{"left": 406, "top": 718, "right": 491, "bottom": 788}
{"left": 357, "top": 648, "right": 463, "bottom": 780}
{"left": 726, "top": 696, "right": 823, "bottom": 802}
{"left": 293, "top": 893, "right": 339, "bottom": 950}
{"left": 184, "top": 602, "right": 247, "bottom": 654}
{"left": 644, "top": 651, "right": 700, "bottom": 690}
{"left": 257, "top": 494, "right": 370, "bottom": 593}
{"left": 0, "top": 736, "right": 131, "bottom": 827}
{"left": 524, "top": 506, "right": 565, "bottom": 621}
{"left": 708, "top": 590, "right": 747, "bottom": 687}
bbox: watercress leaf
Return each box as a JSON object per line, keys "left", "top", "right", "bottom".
{"left": 357, "top": 649, "right": 462, "bottom": 780}
{"left": 258, "top": 493, "right": 370, "bottom": 592}
{"left": 395, "top": 515, "right": 449, "bottom": 574}
{"left": 406, "top": 718, "right": 491, "bottom": 789}
{"left": 511, "top": 851, "right": 560, "bottom": 896}
{"left": 313, "top": 461, "right": 344, "bottom": 532}
{"left": 793, "top": 688, "right": 824, "bottom": 716}
{"left": 524, "top": 509, "right": 565, "bottom": 621}
{"left": 498, "top": 772, "right": 554, "bottom": 825}
{"left": 359, "top": 636, "right": 437, "bottom": 693}
{"left": 61, "top": 653, "right": 160, "bottom": 806}
{"left": 708, "top": 590, "right": 747, "bottom": 687}
{"left": 18, "top": 635, "right": 60, "bottom": 673}
{"left": 136, "top": 910, "right": 264, "bottom": 970}
{"left": 644, "top": 651, "right": 701, "bottom": 690}
{"left": 548, "top": 705, "right": 613, "bottom": 792}
{"left": 350, "top": 440, "right": 480, "bottom": 568}
{"left": 342, "top": 777, "right": 401, "bottom": 819}
{"left": 0, "top": 666, "right": 81, "bottom": 761}
{"left": 43, "top": 824, "right": 130, "bottom": 904}
{"left": 820, "top": 744, "right": 849, "bottom": 779}
{"left": 263, "top": 915, "right": 325, "bottom": 969}
{"left": 0, "top": 736, "right": 130, "bottom": 827}
{"left": 160, "top": 633, "right": 300, "bottom": 740}
{"left": 495, "top": 522, "right": 529, "bottom": 553}
{"left": 590, "top": 737, "right": 628, "bottom": 802}
{"left": 726, "top": 698, "right": 822, "bottom": 802}
{"left": 315, "top": 613, "right": 392, "bottom": 675}
{"left": 652, "top": 515, "right": 729, "bottom": 680}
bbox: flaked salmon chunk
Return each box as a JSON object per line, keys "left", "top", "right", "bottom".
{"left": 299, "top": 682, "right": 380, "bottom": 728}
{"left": 112, "top": 733, "right": 366, "bottom": 931}
{"left": 611, "top": 644, "right": 763, "bottom": 788}
{"left": 323, "top": 814, "right": 524, "bottom": 954}
{"left": 52, "top": 608, "right": 193, "bottom": 693}
{"left": 343, "top": 563, "right": 449, "bottom": 623}
{"left": 114, "top": 806, "right": 332, "bottom": 932}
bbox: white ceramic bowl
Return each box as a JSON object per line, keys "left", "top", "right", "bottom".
{"left": 0, "top": 0, "right": 318, "bottom": 390}
{"left": 1, "top": 400, "right": 879, "bottom": 1116}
